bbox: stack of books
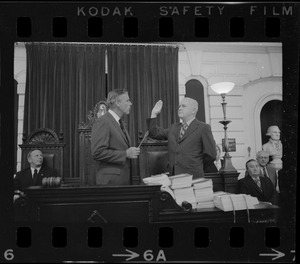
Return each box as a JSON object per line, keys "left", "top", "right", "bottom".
{"left": 169, "top": 173, "right": 193, "bottom": 189}
{"left": 168, "top": 174, "right": 196, "bottom": 208}
{"left": 192, "top": 178, "right": 215, "bottom": 209}
{"left": 213, "top": 193, "right": 259, "bottom": 211}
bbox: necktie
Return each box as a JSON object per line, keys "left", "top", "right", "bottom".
{"left": 179, "top": 123, "right": 188, "bottom": 139}
{"left": 263, "top": 167, "right": 269, "bottom": 178}
{"left": 33, "top": 169, "right": 38, "bottom": 185}
{"left": 119, "top": 119, "right": 129, "bottom": 142}
{"left": 254, "top": 177, "right": 262, "bottom": 191}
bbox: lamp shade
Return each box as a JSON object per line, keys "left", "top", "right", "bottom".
{"left": 211, "top": 82, "right": 235, "bottom": 94}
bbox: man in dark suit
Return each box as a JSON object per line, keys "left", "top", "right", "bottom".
{"left": 14, "top": 149, "right": 59, "bottom": 192}
{"left": 91, "top": 89, "right": 140, "bottom": 185}
{"left": 147, "top": 97, "right": 217, "bottom": 179}
{"left": 256, "top": 150, "right": 278, "bottom": 189}
{"left": 238, "top": 159, "right": 276, "bottom": 204}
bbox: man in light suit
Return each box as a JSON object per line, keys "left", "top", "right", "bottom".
{"left": 238, "top": 159, "right": 275, "bottom": 204}
{"left": 14, "top": 149, "right": 59, "bottom": 192}
{"left": 256, "top": 150, "right": 278, "bottom": 189}
{"left": 91, "top": 89, "right": 140, "bottom": 185}
{"left": 147, "top": 97, "right": 217, "bottom": 179}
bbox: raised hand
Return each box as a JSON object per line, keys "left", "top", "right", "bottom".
{"left": 151, "top": 100, "right": 163, "bottom": 118}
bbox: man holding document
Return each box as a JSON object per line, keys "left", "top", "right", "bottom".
{"left": 91, "top": 89, "right": 140, "bottom": 185}
{"left": 146, "top": 97, "right": 217, "bottom": 179}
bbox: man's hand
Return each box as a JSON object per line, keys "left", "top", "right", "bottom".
{"left": 126, "top": 147, "right": 140, "bottom": 159}
{"left": 151, "top": 100, "right": 163, "bottom": 118}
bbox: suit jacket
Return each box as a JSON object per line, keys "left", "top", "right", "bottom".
{"left": 237, "top": 175, "right": 276, "bottom": 203}
{"left": 91, "top": 112, "right": 131, "bottom": 185}
{"left": 204, "top": 158, "right": 224, "bottom": 173}
{"left": 147, "top": 118, "right": 216, "bottom": 179}
{"left": 259, "top": 164, "right": 277, "bottom": 188}
{"left": 14, "top": 166, "right": 59, "bottom": 191}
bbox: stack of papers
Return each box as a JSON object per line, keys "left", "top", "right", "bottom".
{"left": 143, "top": 173, "right": 171, "bottom": 187}
{"left": 192, "top": 178, "right": 215, "bottom": 209}
{"left": 169, "top": 173, "right": 193, "bottom": 189}
{"left": 213, "top": 193, "right": 259, "bottom": 211}
{"left": 192, "top": 178, "right": 213, "bottom": 189}
{"left": 196, "top": 201, "right": 215, "bottom": 209}
{"left": 173, "top": 187, "right": 197, "bottom": 209}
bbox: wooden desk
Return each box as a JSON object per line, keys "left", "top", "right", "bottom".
{"left": 15, "top": 185, "right": 278, "bottom": 224}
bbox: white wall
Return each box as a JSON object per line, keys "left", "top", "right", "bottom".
{"left": 14, "top": 42, "right": 282, "bottom": 178}
{"left": 178, "top": 42, "right": 282, "bottom": 178}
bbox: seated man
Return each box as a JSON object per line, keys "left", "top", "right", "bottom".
{"left": 14, "top": 149, "right": 59, "bottom": 192}
{"left": 237, "top": 159, "right": 276, "bottom": 204}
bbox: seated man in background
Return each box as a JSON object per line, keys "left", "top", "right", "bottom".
{"left": 256, "top": 150, "right": 278, "bottom": 189}
{"left": 14, "top": 149, "right": 59, "bottom": 193}
{"left": 237, "top": 159, "right": 276, "bottom": 204}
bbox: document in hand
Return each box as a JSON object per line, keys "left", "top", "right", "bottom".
{"left": 213, "top": 193, "right": 259, "bottom": 212}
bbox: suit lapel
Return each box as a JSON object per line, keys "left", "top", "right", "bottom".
{"left": 107, "top": 112, "right": 130, "bottom": 146}
{"left": 260, "top": 177, "right": 270, "bottom": 194}
{"left": 175, "top": 123, "right": 182, "bottom": 142}
{"left": 178, "top": 119, "right": 199, "bottom": 142}
{"left": 248, "top": 176, "right": 263, "bottom": 194}
{"left": 25, "top": 168, "right": 34, "bottom": 185}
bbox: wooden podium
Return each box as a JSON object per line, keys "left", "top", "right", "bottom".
{"left": 15, "top": 185, "right": 278, "bottom": 224}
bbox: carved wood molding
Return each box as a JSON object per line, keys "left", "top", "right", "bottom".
{"left": 78, "top": 100, "right": 107, "bottom": 129}
{"left": 26, "top": 128, "right": 60, "bottom": 144}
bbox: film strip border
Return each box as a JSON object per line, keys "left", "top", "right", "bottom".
{"left": 0, "top": 2, "right": 298, "bottom": 41}
{"left": 0, "top": 1, "right": 299, "bottom": 263}
{"left": 6, "top": 223, "right": 295, "bottom": 262}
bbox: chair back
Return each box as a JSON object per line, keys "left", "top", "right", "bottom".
{"left": 19, "top": 128, "right": 65, "bottom": 178}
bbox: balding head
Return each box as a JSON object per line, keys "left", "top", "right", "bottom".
{"left": 178, "top": 97, "right": 198, "bottom": 122}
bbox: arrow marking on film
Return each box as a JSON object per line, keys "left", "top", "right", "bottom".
{"left": 112, "top": 249, "right": 139, "bottom": 261}
{"left": 259, "top": 248, "right": 285, "bottom": 260}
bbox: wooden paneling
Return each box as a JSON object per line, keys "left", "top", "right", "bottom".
{"left": 16, "top": 185, "right": 279, "bottom": 224}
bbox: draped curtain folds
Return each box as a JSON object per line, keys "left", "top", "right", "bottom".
{"left": 107, "top": 45, "right": 179, "bottom": 179}
{"left": 24, "top": 43, "right": 107, "bottom": 178}
{"left": 24, "top": 43, "right": 179, "bottom": 183}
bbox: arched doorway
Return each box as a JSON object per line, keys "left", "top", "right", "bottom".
{"left": 185, "top": 79, "right": 206, "bottom": 122}
{"left": 260, "top": 100, "right": 282, "bottom": 145}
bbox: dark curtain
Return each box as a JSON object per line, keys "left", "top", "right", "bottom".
{"left": 24, "top": 43, "right": 106, "bottom": 178}
{"left": 107, "top": 45, "right": 179, "bottom": 179}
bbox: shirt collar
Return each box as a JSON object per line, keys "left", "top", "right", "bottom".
{"left": 182, "top": 117, "right": 195, "bottom": 127}
{"left": 31, "top": 167, "right": 41, "bottom": 175}
{"left": 109, "top": 109, "right": 121, "bottom": 123}
{"left": 251, "top": 175, "right": 260, "bottom": 182}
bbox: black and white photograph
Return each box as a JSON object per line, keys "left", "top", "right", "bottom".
{"left": 0, "top": 1, "right": 298, "bottom": 263}
{"left": 13, "top": 41, "right": 284, "bottom": 221}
